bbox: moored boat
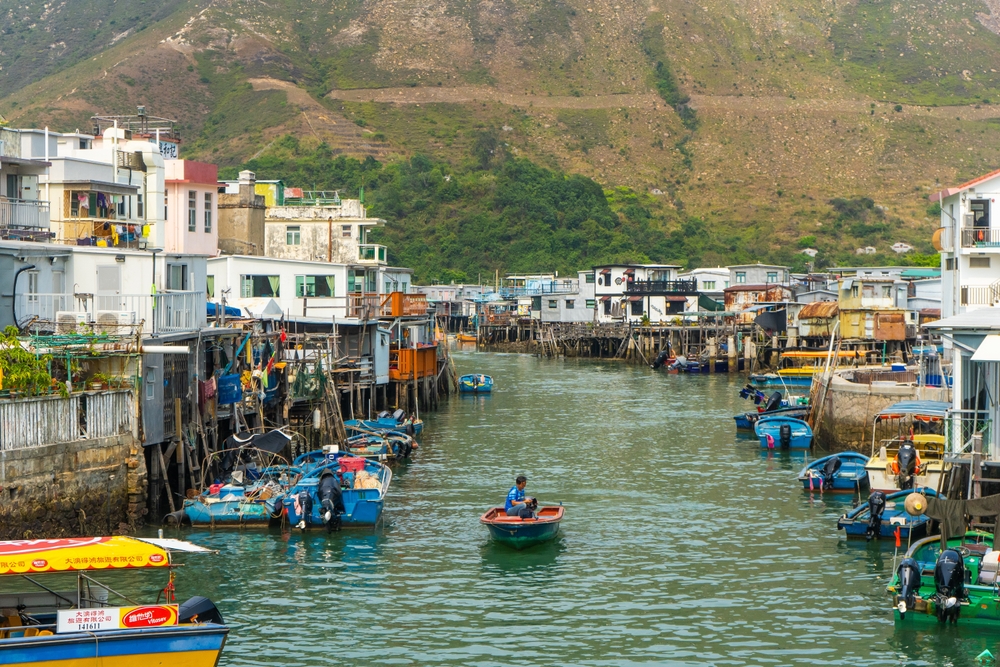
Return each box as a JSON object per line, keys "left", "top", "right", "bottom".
{"left": 837, "top": 488, "right": 941, "bottom": 540}
{"left": 480, "top": 506, "right": 564, "bottom": 549}
{"left": 797, "top": 452, "right": 869, "bottom": 491}
{"left": 754, "top": 415, "right": 813, "bottom": 449}
{"left": 285, "top": 455, "right": 392, "bottom": 530}
{"left": 459, "top": 374, "right": 493, "bottom": 393}
{"left": 0, "top": 536, "right": 228, "bottom": 667}
{"left": 865, "top": 401, "right": 950, "bottom": 493}
{"left": 345, "top": 408, "right": 423, "bottom": 435}
{"left": 887, "top": 531, "right": 997, "bottom": 624}
{"left": 456, "top": 333, "right": 477, "bottom": 343}
{"left": 735, "top": 405, "right": 811, "bottom": 431}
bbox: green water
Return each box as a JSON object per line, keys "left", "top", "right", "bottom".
{"left": 162, "top": 352, "right": 997, "bottom": 666}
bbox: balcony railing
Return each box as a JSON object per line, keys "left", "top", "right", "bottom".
{"left": 348, "top": 294, "right": 382, "bottom": 318}
{"left": 624, "top": 279, "right": 698, "bottom": 295}
{"left": 380, "top": 292, "right": 428, "bottom": 317}
{"left": 358, "top": 244, "right": 387, "bottom": 263}
{"left": 960, "top": 282, "right": 1000, "bottom": 307}
{"left": 16, "top": 291, "right": 206, "bottom": 334}
{"left": 961, "top": 227, "right": 1000, "bottom": 248}
{"left": 499, "top": 281, "right": 578, "bottom": 298}
{"left": 0, "top": 198, "right": 52, "bottom": 240}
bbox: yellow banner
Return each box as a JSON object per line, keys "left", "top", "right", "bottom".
{"left": 0, "top": 537, "right": 170, "bottom": 575}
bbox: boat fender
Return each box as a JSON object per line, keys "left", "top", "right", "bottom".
{"left": 865, "top": 491, "right": 887, "bottom": 541}
{"left": 163, "top": 509, "right": 187, "bottom": 526}
{"left": 934, "top": 549, "right": 966, "bottom": 624}
{"left": 779, "top": 423, "right": 792, "bottom": 448}
{"left": 896, "top": 557, "right": 921, "bottom": 619}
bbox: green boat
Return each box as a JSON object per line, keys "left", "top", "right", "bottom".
{"left": 480, "top": 506, "right": 564, "bottom": 549}
{"left": 887, "top": 531, "right": 999, "bottom": 624}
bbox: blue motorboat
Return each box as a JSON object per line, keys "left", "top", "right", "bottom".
{"left": 797, "top": 452, "right": 869, "bottom": 492}
{"left": 837, "top": 488, "right": 942, "bottom": 540}
{"left": 285, "top": 456, "right": 392, "bottom": 530}
{"left": 755, "top": 415, "right": 813, "bottom": 449}
{"left": 345, "top": 408, "right": 423, "bottom": 435}
{"left": 735, "top": 406, "right": 811, "bottom": 431}
{"left": 460, "top": 374, "right": 493, "bottom": 393}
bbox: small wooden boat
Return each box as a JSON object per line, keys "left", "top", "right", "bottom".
{"left": 887, "top": 531, "right": 996, "bottom": 624}
{"left": 456, "top": 333, "right": 477, "bottom": 343}
{"left": 480, "top": 506, "right": 564, "bottom": 549}
{"left": 459, "top": 374, "right": 493, "bottom": 393}
{"left": 837, "top": 488, "right": 942, "bottom": 540}
{"left": 797, "top": 452, "right": 869, "bottom": 492}
{"left": 754, "top": 415, "right": 812, "bottom": 449}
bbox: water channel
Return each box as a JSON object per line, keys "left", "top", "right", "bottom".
{"left": 158, "top": 350, "right": 995, "bottom": 666}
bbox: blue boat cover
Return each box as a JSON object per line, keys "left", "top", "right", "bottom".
{"left": 876, "top": 401, "right": 951, "bottom": 419}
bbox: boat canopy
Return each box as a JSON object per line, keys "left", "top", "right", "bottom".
{"left": 0, "top": 536, "right": 211, "bottom": 576}
{"left": 875, "top": 400, "right": 951, "bottom": 421}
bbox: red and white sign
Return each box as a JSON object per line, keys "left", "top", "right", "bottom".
{"left": 57, "top": 605, "right": 178, "bottom": 633}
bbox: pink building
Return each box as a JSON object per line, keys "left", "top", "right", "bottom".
{"left": 164, "top": 160, "right": 219, "bottom": 255}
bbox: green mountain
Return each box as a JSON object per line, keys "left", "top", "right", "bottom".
{"left": 3, "top": 0, "right": 1000, "bottom": 279}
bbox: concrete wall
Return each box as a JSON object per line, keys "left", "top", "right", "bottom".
{"left": 217, "top": 188, "right": 265, "bottom": 256}
{"left": 812, "top": 372, "right": 950, "bottom": 452}
{"left": 263, "top": 219, "right": 366, "bottom": 264}
{"left": 0, "top": 434, "right": 147, "bottom": 539}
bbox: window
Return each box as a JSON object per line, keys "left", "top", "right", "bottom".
{"left": 631, "top": 300, "right": 643, "bottom": 316}
{"left": 566, "top": 299, "right": 575, "bottom": 309}
{"left": 703, "top": 280, "right": 716, "bottom": 290}
{"left": 52, "top": 271, "right": 64, "bottom": 295}
{"left": 164, "top": 194, "right": 168, "bottom": 221}
{"left": 167, "top": 264, "right": 187, "bottom": 290}
{"left": 971, "top": 257, "right": 991, "bottom": 268}
{"left": 286, "top": 225, "right": 301, "bottom": 245}
{"left": 881, "top": 285, "right": 892, "bottom": 298}
{"left": 347, "top": 270, "right": 365, "bottom": 293}
{"left": 207, "top": 275, "right": 215, "bottom": 298}
{"left": 548, "top": 299, "right": 558, "bottom": 309}
{"left": 585, "top": 272, "right": 595, "bottom": 284}
{"left": 240, "top": 275, "right": 279, "bottom": 298}
{"left": 137, "top": 193, "right": 144, "bottom": 218}
{"left": 862, "top": 284, "right": 874, "bottom": 298}
{"left": 401, "top": 282, "right": 408, "bottom": 294}
{"left": 296, "top": 275, "right": 335, "bottom": 297}
{"left": 603, "top": 300, "right": 612, "bottom": 315}
{"left": 724, "top": 280, "right": 730, "bottom": 288}
{"left": 735, "top": 272, "right": 746, "bottom": 284}
{"left": 26, "top": 271, "right": 39, "bottom": 302}
{"left": 204, "top": 192, "right": 212, "bottom": 232}
{"left": 342, "top": 224, "right": 352, "bottom": 238}
{"left": 766, "top": 271, "right": 778, "bottom": 282}
{"left": 187, "top": 191, "right": 197, "bottom": 231}
{"left": 117, "top": 197, "right": 126, "bottom": 217}
{"left": 586, "top": 299, "right": 596, "bottom": 309}
{"left": 946, "top": 258, "right": 956, "bottom": 270}
{"left": 851, "top": 285, "right": 859, "bottom": 298}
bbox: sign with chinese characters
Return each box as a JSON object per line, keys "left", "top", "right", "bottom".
{"left": 57, "top": 605, "right": 179, "bottom": 633}
{"left": 158, "top": 140, "right": 178, "bottom": 159}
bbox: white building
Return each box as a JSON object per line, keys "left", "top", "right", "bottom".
{"left": 538, "top": 271, "right": 595, "bottom": 323}
{"left": 892, "top": 242, "right": 914, "bottom": 254}
{"left": 594, "top": 263, "right": 694, "bottom": 323}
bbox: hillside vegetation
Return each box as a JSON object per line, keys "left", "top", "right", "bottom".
{"left": 3, "top": 0, "right": 1000, "bottom": 277}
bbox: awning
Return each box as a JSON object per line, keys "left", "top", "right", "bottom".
{"left": 972, "top": 334, "right": 1000, "bottom": 362}
{"left": 61, "top": 180, "right": 140, "bottom": 196}
{"left": 876, "top": 401, "right": 951, "bottom": 420}
{"left": 599, "top": 268, "right": 611, "bottom": 275}
{"left": 598, "top": 296, "right": 611, "bottom": 301}
{"left": 665, "top": 296, "right": 688, "bottom": 302}
{"left": 623, "top": 268, "right": 635, "bottom": 275}
{"left": 0, "top": 537, "right": 171, "bottom": 575}
{"left": 628, "top": 296, "right": 643, "bottom": 302}
{"left": 842, "top": 278, "right": 853, "bottom": 290}
{"left": 698, "top": 293, "right": 725, "bottom": 311}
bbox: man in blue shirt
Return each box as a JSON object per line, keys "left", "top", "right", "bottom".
{"left": 505, "top": 475, "right": 533, "bottom": 517}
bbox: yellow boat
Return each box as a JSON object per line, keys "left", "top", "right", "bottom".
{"left": 456, "top": 333, "right": 477, "bottom": 343}
{"left": 865, "top": 401, "right": 950, "bottom": 493}
{"left": 0, "top": 536, "right": 228, "bottom": 667}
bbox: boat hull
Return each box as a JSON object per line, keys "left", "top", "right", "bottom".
{"left": 480, "top": 506, "right": 564, "bottom": 550}
{"left": 0, "top": 624, "right": 228, "bottom": 667}
{"left": 837, "top": 488, "right": 940, "bottom": 540}
{"left": 865, "top": 458, "right": 947, "bottom": 494}
{"left": 182, "top": 498, "right": 282, "bottom": 527}
{"left": 798, "top": 452, "right": 870, "bottom": 492}
{"left": 749, "top": 374, "right": 813, "bottom": 388}
{"left": 459, "top": 375, "right": 493, "bottom": 393}
{"left": 285, "top": 461, "right": 391, "bottom": 528}
{"left": 755, "top": 416, "right": 813, "bottom": 449}
{"left": 735, "top": 406, "right": 810, "bottom": 431}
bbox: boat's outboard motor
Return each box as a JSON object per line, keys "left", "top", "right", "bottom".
{"left": 896, "top": 443, "right": 919, "bottom": 490}
{"left": 391, "top": 408, "right": 405, "bottom": 422}
{"left": 178, "top": 596, "right": 225, "bottom": 625}
{"left": 377, "top": 410, "right": 391, "bottom": 420}
{"left": 933, "top": 549, "right": 966, "bottom": 624}
{"left": 652, "top": 348, "right": 671, "bottom": 369}
{"left": 316, "top": 471, "right": 344, "bottom": 533}
{"left": 821, "top": 456, "right": 842, "bottom": 490}
{"left": 296, "top": 490, "right": 313, "bottom": 530}
{"left": 764, "top": 391, "right": 783, "bottom": 413}
{"left": 865, "top": 491, "right": 887, "bottom": 541}
{"left": 779, "top": 423, "right": 792, "bottom": 448}
{"left": 895, "top": 557, "right": 922, "bottom": 619}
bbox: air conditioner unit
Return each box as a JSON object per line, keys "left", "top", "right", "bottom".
{"left": 55, "top": 311, "right": 89, "bottom": 333}
{"left": 965, "top": 213, "right": 976, "bottom": 227}
{"left": 95, "top": 310, "right": 137, "bottom": 332}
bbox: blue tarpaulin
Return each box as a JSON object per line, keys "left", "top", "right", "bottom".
{"left": 876, "top": 401, "right": 951, "bottom": 419}
{"left": 207, "top": 302, "right": 243, "bottom": 317}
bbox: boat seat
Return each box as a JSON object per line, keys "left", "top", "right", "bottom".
{"left": 38, "top": 630, "right": 53, "bottom": 636}
{"left": 22, "top": 628, "right": 39, "bottom": 638}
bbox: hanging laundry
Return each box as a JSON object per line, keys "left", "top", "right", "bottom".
{"left": 78, "top": 194, "right": 90, "bottom": 209}
{"left": 96, "top": 239, "right": 108, "bottom": 247}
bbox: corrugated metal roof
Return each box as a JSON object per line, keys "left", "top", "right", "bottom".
{"left": 798, "top": 301, "right": 839, "bottom": 319}
{"left": 876, "top": 401, "right": 951, "bottom": 418}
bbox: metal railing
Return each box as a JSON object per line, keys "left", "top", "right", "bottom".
{"left": 624, "top": 279, "right": 698, "bottom": 295}
{"left": 357, "top": 244, "right": 387, "bottom": 263}
{"left": 499, "top": 282, "right": 578, "bottom": 298}
{"left": 0, "top": 198, "right": 51, "bottom": 234}
{"left": 945, "top": 409, "right": 992, "bottom": 455}
{"left": 16, "top": 291, "right": 206, "bottom": 334}
{"left": 961, "top": 227, "right": 1000, "bottom": 247}
{"left": 348, "top": 294, "right": 382, "bottom": 318}
{"left": 0, "top": 390, "right": 135, "bottom": 451}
